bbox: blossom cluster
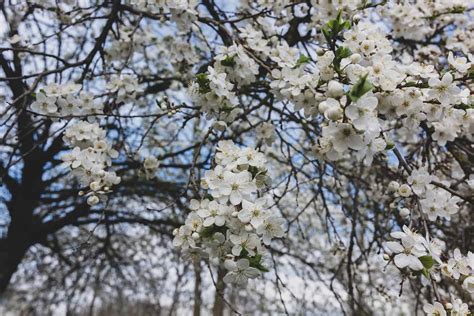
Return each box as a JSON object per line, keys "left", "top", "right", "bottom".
{"left": 386, "top": 167, "right": 462, "bottom": 221}
{"left": 384, "top": 225, "right": 473, "bottom": 314}
{"left": 12, "top": 0, "right": 473, "bottom": 312}
{"left": 173, "top": 140, "right": 285, "bottom": 285}
{"left": 31, "top": 83, "right": 103, "bottom": 118}
{"left": 62, "top": 121, "right": 120, "bottom": 205}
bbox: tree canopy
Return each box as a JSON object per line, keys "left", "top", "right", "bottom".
{"left": 0, "top": 0, "right": 473, "bottom": 315}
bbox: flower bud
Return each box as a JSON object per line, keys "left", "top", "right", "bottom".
{"left": 383, "top": 254, "right": 390, "bottom": 261}
{"left": 87, "top": 195, "right": 100, "bottom": 206}
{"left": 445, "top": 303, "right": 453, "bottom": 310}
{"left": 316, "top": 48, "right": 325, "bottom": 56}
{"left": 325, "top": 107, "right": 343, "bottom": 121}
{"left": 213, "top": 120, "right": 227, "bottom": 131}
{"left": 327, "top": 80, "right": 344, "bottom": 98}
{"left": 191, "top": 232, "right": 200, "bottom": 240}
{"left": 318, "top": 101, "right": 329, "bottom": 114}
{"left": 399, "top": 208, "right": 410, "bottom": 217}
{"left": 90, "top": 181, "right": 101, "bottom": 191}
{"left": 350, "top": 53, "right": 361, "bottom": 64}
{"left": 398, "top": 184, "right": 412, "bottom": 197}
{"left": 388, "top": 181, "right": 399, "bottom": 192}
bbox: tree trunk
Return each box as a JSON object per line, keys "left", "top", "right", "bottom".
{"left": 0, "top": 194, "right": 37, "bottom": 295}
{"left": 0, "top": 221, "right": 31, "bottom": 294}
{"left": 193, "top": 260, "right": 202, "bottom": 316}
{"left": 212, "top": 265, "right": 226, "bottom": 316}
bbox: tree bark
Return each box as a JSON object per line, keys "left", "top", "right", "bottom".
{"left": 193, "top": 260, "right": 202, "bottom": 316}
{"left": 212, "top": 265, "right": 226, "bottom": 316}
{"left": 0, "top": 215, "right": 32, "bottom": 293}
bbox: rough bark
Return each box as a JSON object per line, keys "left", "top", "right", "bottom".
{"left": 212, "top": 265, "right": 226, "bottom": 316}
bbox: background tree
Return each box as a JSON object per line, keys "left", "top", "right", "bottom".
{"left": 0, "top": 0, "right": 473, "bottom": 315}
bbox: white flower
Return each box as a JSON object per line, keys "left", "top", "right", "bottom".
{"left": 218, "top": 171, "right": 256, "bottom": 205}
{"left": 185, "top": 213, "right": 203, "bottom": 232}
{"left": 423, "top": 302, "right": 446, "bottom": 316}
{"left": 144, "top": 156, "right": 159, "bottom": 170}
{"left": 322, "top": 122, "right": 364, "bottom": 153}
{"left": 425, "top": 238, "right": 444, "bottom": 264}
{"left": 386, "top": 226, "right": 427, "bottom": 271}
{"left": 428, "top": 72, "right": 460, "bottom": 105}
{"left": 197, "top": 201, "right": 230, "bottom": 227}
{"left": 238, "top": 198, "right": 268, "bottom": 228}
{"left": 420, "top": 188, "right": 460, "bottom": 221}
{"left": 257, "top": 216, "right": 285, "bottom": 245}
{"left": 385, "top": 240, "right": 425, "bottom": 271}
{"left": 57, "top": 94, "right": 82, "bottom": 116}
{"left": 236, "top": 147, "right": 267, "bottom": 169}
{"left": 447, "top": 249, "right": 471, "bottom": 279}
{"left": 451, "top": 298, "right": 470, "bottom": 316}
{"left": 256, "top": 122, "right": 276, "bottom": 145}
{"left": 172, "top": 225, "right": 195, "bottom": 249}
{"left": 407, "top": 168, "right": 436, "bottom": 195}
{"left": 345, "top": 94, "right": 379, "bottom": 131}
{"left": 31, "top": 93, "right": 58, "bottom": 114}
{"left": 229, "top": 233, "right": 259, "bottom": 256}
{"left": 398, "top": 184, "right": 412, "bottom": 197}
{"left": 223, "top": 259, "right": 260, "bottom": 285}
{"left": 448, "top": 52, "right": 471, "bottom": 73}
{"left": 356, "top": 132, "right": 386, "bottom": 165}
{"left": 462, "top": 276, "right": 474, "bottom": 293}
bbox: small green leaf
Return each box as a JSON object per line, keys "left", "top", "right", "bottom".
{"left": 421, "top": 268, "right": 430, "bottom": 279}
{"left": 295, "top": 55, "right": 311, "bottom": 67}
{"left": 348, "top": 74, "right": 373, "bottom": 101}
{"left": 248, "top": 254, "right": 269, "bottom": 272}
{"left": 321, "top": 10, "right": 350, "bottom": 45}
{"left": 419, "top": 255, "right": 434, "bottom": 270}
{"left": 333, "top": 47, "right": 352, "bottom": 72}
{"left": 342, "top": 20, "right": 351, "bottom": 30}
{"left": 195, "top": 73, "right": 211, "bottom": 94}
{"left": 322, "top": 27, "right": 332, "bottom": 43}
{"left": 220, "top": 55, "right": 235, "bottom": 67}
{"left": 385, "top": 142, "right": 395, "bottom": 150}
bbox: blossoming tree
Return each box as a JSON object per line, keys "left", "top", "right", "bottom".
{"left": 0, "top": 0, "right": 473, "bottom": 314}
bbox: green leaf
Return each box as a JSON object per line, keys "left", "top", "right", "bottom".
{"left": 333, "top": 47, "right": 352, "bottom": 72}
{"left": 200, "top": 225, "right": 226, "bottom": 238}
{"left": 195, "top": 73, "right": 210, "bottom": 94}
{"left": 200, "top": 227, "right": 215, "bottom": 238}
{"left": 348, "top": 74, "right": 373, "bottom": 101}
{"left": 248, "top": 254, "right": 269, "bottom": 272}
{"left": 419, "top": 255, "right": 434, "bottom": 270}
{"left": 295, "top": 55, "right": 311, "bottom": 67}
{"left": 421, "top": 268, "right": 430, "bottom": 279}
{"left": 385, "top": 142, "right": 395, "bottom": 150}
{"left": 322, "top": 27, "right": 332, "bottom": 44}
{"left": 321, "top": 10, "right": 350, "bottom": 45}
{"left": 220, "top": 55, "right": 235, "bottom": 67}
{"left": 336, "top": 47, "right": 352, "bottom": 59}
